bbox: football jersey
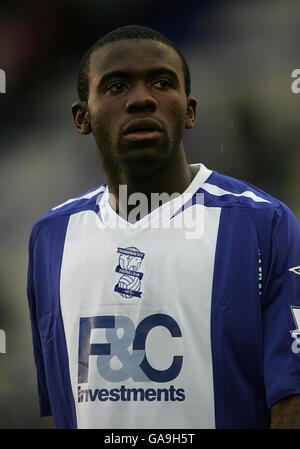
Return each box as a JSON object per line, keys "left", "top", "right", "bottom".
{"left": 27, "top": 163, "right": 300, "bottom": 429}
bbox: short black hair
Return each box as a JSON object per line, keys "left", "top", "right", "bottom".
{"left": 77, "top": 25, "right": 191, "bottom": 102}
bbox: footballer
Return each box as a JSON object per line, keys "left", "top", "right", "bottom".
{"left": 27, "top": 25, "right": 300, "bottom": 429}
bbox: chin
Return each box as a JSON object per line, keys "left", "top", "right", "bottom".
{"left": 121, "top": 147, "right": 169, "bottom": 176}
{"left": 121, "top": 142, "right": 165, "bottom": 159}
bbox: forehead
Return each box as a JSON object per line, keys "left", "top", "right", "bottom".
{"left": 88, "top": 39, "right": 184, "bottom": 84}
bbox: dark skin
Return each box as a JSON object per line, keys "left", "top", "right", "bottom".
{"left": 42, "top": 39, "right": 300, "bottom": 428}
{"left": 271, "top": 395, "right": 300, "bottom": 429}
{"left": 72, "top": 39, "right": 198, "bottom": 218}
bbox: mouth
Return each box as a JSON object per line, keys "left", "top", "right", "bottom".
{"left": 123, "top": 118, "right": 162, "bottom": 141}
{"left": 124, "top": 130, "right": 162, "bottom": 141}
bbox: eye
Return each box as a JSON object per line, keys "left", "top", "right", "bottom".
{"left": 106, "top": 82, "right": 127, "bottom": 93}
{"left": 153, "top": 79, "right": 172, "bottom": 89}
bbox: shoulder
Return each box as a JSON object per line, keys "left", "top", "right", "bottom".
{"left": 202, "top": 170, "right": 282, "bottom": 211}
{"left": 200, "top": 169, "right": 299, "bottom": 235}
{"left": 29, "top": 184, "right": 106, "bottom": 245}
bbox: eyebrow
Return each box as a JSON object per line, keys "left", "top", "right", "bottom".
{"left": 98, "top": 67, "right": 180, "bottom": 87}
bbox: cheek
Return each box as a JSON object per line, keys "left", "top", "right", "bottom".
{"left": 169, "top": 105, "right": 187, "bottom": 130}
{"left": 92, "top": 101, "right": 122, "bottom": 130}
{"left": 161, "top": 96, "right": 187, "bottom": 123}
{"left": 90, "top": 108, "right": 110, "bottom": 133}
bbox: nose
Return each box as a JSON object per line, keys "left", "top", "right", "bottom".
{"left": 125, "top": 83, "right": 157, "bottom": 113}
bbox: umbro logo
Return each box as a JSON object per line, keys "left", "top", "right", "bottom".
{"left": 289, "top": 266, "right": 300, "bottom": 276}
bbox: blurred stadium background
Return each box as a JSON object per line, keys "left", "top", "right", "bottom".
{"left": 0, "top": 0, "right": 299, "bottom": 428}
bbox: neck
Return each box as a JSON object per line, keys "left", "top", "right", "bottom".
{"left": 103, "top": 147, "right": 199, "bottom": 219}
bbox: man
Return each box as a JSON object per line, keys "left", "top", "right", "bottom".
{"left": 27, "top": 25, "right": 300, "bottom": 429}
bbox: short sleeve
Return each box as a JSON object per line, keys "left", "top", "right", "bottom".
{"left": 263, "top": 204, "right": 300, "bottom": 409}
{"left": 27, "top": 224, "right": 52, "bottom": 417}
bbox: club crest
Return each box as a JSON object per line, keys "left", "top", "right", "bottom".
{"left": 114, "top": 246, "right": 145, "bottom": 298}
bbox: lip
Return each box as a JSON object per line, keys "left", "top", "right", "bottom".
{"left": 123, "top": 130, "right": 162, "bottom": 141}
{"left": 123, "top": 118, "right": 162, "bottom": 135}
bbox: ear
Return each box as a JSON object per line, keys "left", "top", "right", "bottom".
{"left": 72, "top": 101, "right": 91, "bottom": 134}
{"left": 185, "top": 96, "right": 197, "bottom": 130}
